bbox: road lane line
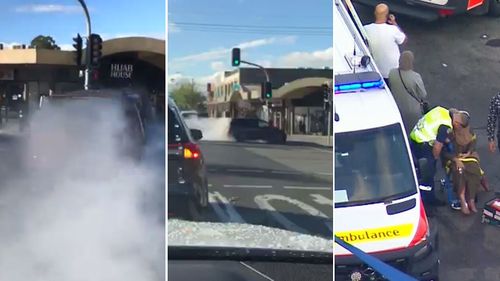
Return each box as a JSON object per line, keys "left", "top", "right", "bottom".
{"left": 283, "top": 186, "right": 331, "bottom": 191}
{"left": 310, "top": 194, "right": 334, "bottom": 206}
{"left": 223, "top": 185, "right": 272, "bottom": 189}
{"left": 254, "top": 194, "right": 308, "bottom": 234}
{"left": 227, "top": 168, "right": 265, "bottom": 173}
{"left": 270, "top": 170, "right": 301, "bottom": 175}
{"left": 212, "top": 191, "right": 245, "bottom": 223}
{"left": 208, "top": 192, "right": 229, "bottom": 222}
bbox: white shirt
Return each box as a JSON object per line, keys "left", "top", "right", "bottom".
{"left": 363, "top": 23, "right": 406, "bottom": 78}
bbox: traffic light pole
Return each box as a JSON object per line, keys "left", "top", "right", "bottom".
{"left": 240, "top": 60, "right": 271, "bottom": 122}
{"left": 76, "top": 0, "right": 92, "bottom": 90}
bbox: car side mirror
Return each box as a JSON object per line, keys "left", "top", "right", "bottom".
{"left": 190, "top": 129, "right": 203, "bottom": 141}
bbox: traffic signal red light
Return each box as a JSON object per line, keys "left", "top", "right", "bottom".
{"left": 89, "top": 33, "right": 103, "bottom": 67}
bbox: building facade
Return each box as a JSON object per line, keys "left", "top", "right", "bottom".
{"left": 207, "top": 67, "right": 333, "bottom": 135}
{"left": 0, "top": 37, "right": 165, "bottom": 121}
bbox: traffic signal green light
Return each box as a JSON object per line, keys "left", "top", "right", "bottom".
{"left": 232, "top": 48, "right": 241, "bottom": 67}
{"left": 261, "top": 82, "right": 272, "bottom": 99}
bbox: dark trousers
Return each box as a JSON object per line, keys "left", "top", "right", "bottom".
{"left": 410, "top": 140, "right": 438, "bottom": 204}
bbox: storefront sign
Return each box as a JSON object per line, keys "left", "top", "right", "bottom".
{"left": 110, "top": 64, "right": 134, "bottom": 79}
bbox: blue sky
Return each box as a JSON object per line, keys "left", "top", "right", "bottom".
{"left": 0, "top": 0, "right": 165, "bottom": 50}
{"left": 168, "top": 0, "right": 332, "bottom": 85}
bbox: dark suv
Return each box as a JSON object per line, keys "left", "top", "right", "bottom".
{"left": 168, "top": 98, "right": 208, "bottom": 219}
{"left": 228, "top": 118, "right": 286, "bottom": 144}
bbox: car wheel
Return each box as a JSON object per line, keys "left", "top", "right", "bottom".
{"left": 489, "top": 0, "right": 500, "bottom": 16}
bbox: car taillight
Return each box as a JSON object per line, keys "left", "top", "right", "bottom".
{"left": 183, "top": 142, "right": 201, "bottom": 159}
{"left": 409, "top": 200, "right": 430, "bottom": 247}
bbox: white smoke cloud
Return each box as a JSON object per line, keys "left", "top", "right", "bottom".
{"left": 0, "top": 95, "right": 164, "bottom": 281}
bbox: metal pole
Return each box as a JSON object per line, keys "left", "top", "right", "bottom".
{"left": 77, "top": 0, "right": 92, "bottom": 90}
{"left": 240, "top": 60, "right": 271, "bottom": 122}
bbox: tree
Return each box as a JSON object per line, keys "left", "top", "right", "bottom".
{"left": 30, "top": 35, "right": 60, "bottom": 50}
{"left": 169, "top": 81, "right": 207, "bottom": 112}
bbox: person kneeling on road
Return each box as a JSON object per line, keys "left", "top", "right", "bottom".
{"left": 409, "top": 107, "right": 467, "bottom": 208}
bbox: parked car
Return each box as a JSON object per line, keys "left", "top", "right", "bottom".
{"left": 168, "top": 98, "right": 208, "bottom": 220}
{"left": 228, "top": 118, "right": 286, "bottom": 144}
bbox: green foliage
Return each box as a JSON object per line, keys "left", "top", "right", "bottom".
{"left": 30, "top": 35, "right": 60, "bottom": 50}
{"left": 169, "top": 81, "right": 207, "bottom": 111}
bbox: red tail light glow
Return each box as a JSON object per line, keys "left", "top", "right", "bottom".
{"left": 183, "top": 143, "right": 201, "bottom": 159}
{"left": 409, "top": 200, "right": 430, "bottom": 247}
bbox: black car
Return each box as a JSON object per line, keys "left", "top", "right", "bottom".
{"left": 228, "top": 118, "right": 286, "bottom": 144}
{"left": 168, "top": 98, "right": 208, "bottom": 219}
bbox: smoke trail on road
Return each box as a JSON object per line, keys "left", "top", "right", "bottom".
{"left": 183, "top": 117, "right": 234, "bottom": 141}
{"left": 0, "top": 95, "right": 164, "bottom": 281}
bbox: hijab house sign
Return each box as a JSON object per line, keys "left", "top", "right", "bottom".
{"left": 110, "top": 63, "right": 134, "bottom": 79}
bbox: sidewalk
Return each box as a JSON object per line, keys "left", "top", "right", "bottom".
{"left": 287, "top": 134, "right": 333, "bottom": 148}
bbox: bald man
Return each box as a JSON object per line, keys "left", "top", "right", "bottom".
{"left": 364, "top": 3, "right": 407, "bottom": 84}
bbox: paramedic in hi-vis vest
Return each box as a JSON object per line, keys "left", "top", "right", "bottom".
{"left": 409, "top": 107, "right": 468, "bottom": 208}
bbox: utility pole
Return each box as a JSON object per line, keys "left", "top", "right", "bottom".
{"left": 76, "top": 0, "right": 92, "bottom": 90}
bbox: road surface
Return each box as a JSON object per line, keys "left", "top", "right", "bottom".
{"left": 200, "top": 141, "right": 333, "bottom": 240}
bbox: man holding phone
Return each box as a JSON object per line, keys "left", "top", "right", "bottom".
{"left": 364, "top": 3, "right": 407, "bottom": 86}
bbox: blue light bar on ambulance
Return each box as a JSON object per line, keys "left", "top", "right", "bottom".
{"left": 334, "top": 71, "right": 383, "bottom": 94}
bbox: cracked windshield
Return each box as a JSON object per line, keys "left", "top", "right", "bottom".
{"left": 167, "top": 0, "right": 333, "bottom": 280}
{"left": 0, "top": 1, "right": 165, "bottom": 280}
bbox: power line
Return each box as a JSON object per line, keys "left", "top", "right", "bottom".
{"left": 172, "top": 21, "right": 332, "bottom": 30}
{"left": 176, "top": 26, "right": 331, "bottom": 36}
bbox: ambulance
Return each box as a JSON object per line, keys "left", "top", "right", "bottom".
{"left": 334, "top": 1, "right": 439, "bottom": 280}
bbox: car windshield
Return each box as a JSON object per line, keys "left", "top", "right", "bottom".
{"left": 335, "top": 123, "right": 416, "bottom": 207}
{"left": 168, "top": 0, "right": 333, "bottom": 260}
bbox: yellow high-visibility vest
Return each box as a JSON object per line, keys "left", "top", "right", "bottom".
{"left": 410, "top": 106, "right": 452, "bottom": 145}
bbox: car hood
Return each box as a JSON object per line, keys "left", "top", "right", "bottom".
{"left": 169, "top": 219, "right": 333, "bottom": 253}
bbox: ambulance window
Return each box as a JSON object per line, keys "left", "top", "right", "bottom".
{"left": 335, "top": 123, "right": 416, "bottom": 206}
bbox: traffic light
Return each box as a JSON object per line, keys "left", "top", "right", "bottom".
{"left": 89, "top": 33, "right": 103, "bottom": 67}
{"left": 322, "top": 83, "right": 329, "bottom": 102}
{"left": 232, "top": 48, "right": 241, "bottom": 66}
{"left": 261, "top": 82, "right": 272, "bottom": 99}
{"left": 72, "top": 34, "right": 83, "bottom": 67}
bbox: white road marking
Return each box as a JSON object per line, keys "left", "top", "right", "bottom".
{"left": 254, "top": 194, "right": 308, "bottom": 234}
{"left": 310, "top": 194, "right": 334, "bottom": 206}
{"left": 223, "top": 184, "right": 272, "bottom": 189}
{"left": 208, "top": 184, "right": 213, "bottom": 187}
{"left": 214, "top": 192, "right": 246, "bottom": 223}
{"left": 254, "top": 194, "right": 330, "bottom": 234}
{"left": 270, "top": 170, "right": 301, "bottom": 175}
{"left": 227, "top": 169, "right": 265, "bottom": 173}
{"left": 208, "top": 192, "right": 229, "bottom": 222}
{"left": 283, "top": 186, "right": 330, "bottom": 191}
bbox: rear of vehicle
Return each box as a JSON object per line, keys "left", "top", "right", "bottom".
{"left": 228, "top": 118, "right": 286, "bottom": 144}
{"left": 168, "top": 98, "right": 208, "bottom": 219}
{"left": 353, "top": 0, "right": 500, "bottom": 21}
{"left": 334, "top": 2, "right": 439, "bottom": 280}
